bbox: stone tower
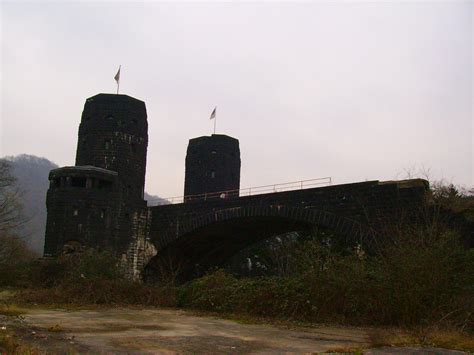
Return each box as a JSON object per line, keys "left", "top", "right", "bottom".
{"left": 43, "top": 94, "right": 149, "bottom": 259}
{"left": 183, "top": 134, "right": 241, "bottom": 201}
{"left": 75, "top": 94, "right": 148, "bottom": 203}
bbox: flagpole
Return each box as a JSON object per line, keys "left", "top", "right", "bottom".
{"left": 213, "top": 115, "right": 216, "bottom": 135}
{"left": 117, "top": 81, "right": 120, "bottom": 95}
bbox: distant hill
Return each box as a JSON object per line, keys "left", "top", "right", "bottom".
{"left": 2, "top": 154, "right": 168, "bottom": 254}
{"left": 144, "top": 192, "right": 169, "bottom": 206}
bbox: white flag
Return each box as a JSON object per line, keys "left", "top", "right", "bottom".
{"left": 114, "top": 66, "right": 121, "bottom": 83}
{"left": 210, "top": 107, "right": 216, "bottom": 120}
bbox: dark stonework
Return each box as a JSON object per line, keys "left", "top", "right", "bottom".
{"left": 184, "top": 134, "right": 240, "bottom": 201}
{"left": 44, "top": 93, "right": 471, "bottom": 282}
{"left": 44, "top": 94, "right": 149, "bottom": 268}
{"left": 145, "top": 179, "right": 430, "bottom": 281}
{"left": 75, "top": 94, "right": 148, "bottom": 203}
{"left": 43, "top": 166, "right": 120, "bottom": 256}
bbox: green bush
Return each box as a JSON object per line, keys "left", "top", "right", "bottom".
{"left": 177, "top": 270, "right": 312, "bottom": 318}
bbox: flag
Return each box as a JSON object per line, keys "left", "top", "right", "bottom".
{"left": 210, "top": 107, "right": 216, "bottom": 120}
{"left": 114, "top": 66, "right": 121, "bottom": 84}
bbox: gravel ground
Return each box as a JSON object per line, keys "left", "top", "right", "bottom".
{"left": 1, "top": 307, "right": 469, "bottom": 354}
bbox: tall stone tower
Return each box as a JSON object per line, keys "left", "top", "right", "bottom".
{"left": 75, "top": 94, "right": 148, "bottom": 203}
{"left": 44, "top": 94, "right": 149, "bottom": 259}
{"left": 184, "top": 134, "right": 241, "bottom": 201}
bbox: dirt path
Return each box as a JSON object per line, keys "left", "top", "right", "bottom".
{"left": 2, "top": 308, "right": 468, "bottom": 354}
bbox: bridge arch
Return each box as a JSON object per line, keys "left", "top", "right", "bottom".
{"left": 145, "top": 205, "right": 371, "bottom": 282}
{"left": 161, "top": 205, "right": 367, "bottom": 246}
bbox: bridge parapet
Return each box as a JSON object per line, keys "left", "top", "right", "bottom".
{"left": 152, "top": 177, "right": 333, "bottom": 205}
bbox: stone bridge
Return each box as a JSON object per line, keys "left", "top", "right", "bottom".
{"left": 144, "top": 179, "right": 428, "bottom": 280}
{"left": 42, "top": 94, "right": 470, "bottom": 282}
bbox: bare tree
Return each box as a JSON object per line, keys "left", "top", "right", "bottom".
{"left": 0, "top": 160, "right": 25, "bottom": 233}
{"left": 0, "top": 160, "right": 34, "bottom": 275}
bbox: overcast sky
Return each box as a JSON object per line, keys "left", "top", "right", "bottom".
{"left": 1, "top": 1, "right": 472, "bottom": 198}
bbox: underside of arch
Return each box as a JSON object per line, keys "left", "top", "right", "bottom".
{"left": 144, "top": 205, "right": 369, "bottom": 283}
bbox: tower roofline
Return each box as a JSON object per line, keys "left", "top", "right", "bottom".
{"left": 189, "top": 134, "right": 239, "bottom": 144}
{"left": 86, "top": 93, "right": 145, "bottom": 105}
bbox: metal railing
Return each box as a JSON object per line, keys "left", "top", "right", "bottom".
{"left": 149, "top": 177, "right": 332, "bottom": 206}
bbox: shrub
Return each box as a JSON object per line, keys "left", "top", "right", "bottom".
{"left": 19, "top": 278, "right": 176, "bottom": 307}
{"left": 177, "top": 223, "right": 473, "bottom": 330}
{"left": 17, "top": 249, "right": 177, "bottom": 307}
{"left": 29, "top": 249, "right": 123, "bottom": 287}
{"left": 0, "top": 235, "right": 37, "bottom": 287}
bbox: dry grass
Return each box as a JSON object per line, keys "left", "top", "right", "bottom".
{"left": 324, "top": 346, "right": 364, "bottom": 354}
{"left": 322, "top": 329, "right": 474, "bottom": 354}
{"left": 0, "top": 331, "right": 41, "bottom": 354}
{"left": 0, "top": 332, "right": 20, "bottom": 353}
{"left": 0, "top": 303, "right": 26, "bottom": 317}
{"left": 368, "top": 328, "right": 419, "bottom": 348}
{"left": 427, "top": 330, "right": 474, "bottom": 352}
{"left": 368, "top": 328, "right": 474, "bottom": 352}
{"left": 16, "top": 281, "right": 177, "bottom": 307}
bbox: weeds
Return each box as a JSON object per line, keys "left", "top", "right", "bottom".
{"left": 0, "top": 331, "right": 40, "bottom": 354}
{"left": 18, "top": 280, "right": 176, "bottom": 307}
{"left": 0, "top": 332, "right": 20, "bottom": 354}
{"left": 324, "top": 346, "right": 364, "bottom": 354}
